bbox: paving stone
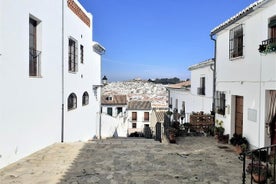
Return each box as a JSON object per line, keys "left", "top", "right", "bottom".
{"left": 0, "top": 137, "right": 244, "bottom": 184}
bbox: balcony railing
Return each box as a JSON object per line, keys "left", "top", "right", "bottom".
{"left": 241, "top": 144, "right": 276, "bottom": 184}
{"left": 197, "top": 87, "right": 205, "bottom": 95}
{"left": 259, "top": 38, "right": 276, "bottom": 53}
{"left": 29, "top": 48, "right": 41, "bottom": 76}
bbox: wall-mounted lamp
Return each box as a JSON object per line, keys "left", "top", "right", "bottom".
{"left": 102, "top": 75, "right": 108, "bottom": 85}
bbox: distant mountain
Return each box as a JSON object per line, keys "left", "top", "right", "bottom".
{"left": 148, "top": 77, "right": 180, "bottom": 84}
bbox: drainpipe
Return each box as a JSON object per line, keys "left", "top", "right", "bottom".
{"left": 210, "top": 34, "right": 217, "bottom": 119}
{"left": 61, "top": 0, "right": 65, "bottom": 143}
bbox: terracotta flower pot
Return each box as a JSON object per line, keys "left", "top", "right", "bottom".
{"left": 252, "top": 173, "right": 266, "bottom": 183}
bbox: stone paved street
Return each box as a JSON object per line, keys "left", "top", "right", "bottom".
{"left": 0, "top": 137, "right": 243, "bottom": 184}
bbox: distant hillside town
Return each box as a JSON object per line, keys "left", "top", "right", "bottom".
{"left": 102, "top": 79, "right": 169, "bottom": 109}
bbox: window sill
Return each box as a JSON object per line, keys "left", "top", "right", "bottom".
{"left": 230, "top": 56, "right": 244, "bottom": 61}
{"left": 68, "top": 71, "right": 78, "bottom": 74}
{"left": 29, "top": 75, "right": 43, "bottom": 78}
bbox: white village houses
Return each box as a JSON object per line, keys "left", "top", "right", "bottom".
{"left": 127, "top": 101, "right": 152, "bottom": 135}
{"left": 211, "top": 0, "right": 276, "bottom": 148}
{"left": 0, "top": 0, "right": 104, "bottom": 168}
{"left": 167, "top": 59, "right": 214, "bottom": 122}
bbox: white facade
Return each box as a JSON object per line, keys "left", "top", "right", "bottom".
{"left": 100, "top": 113, "right": 128, "bottom": 138}
{"left": 127, "top": 110, "right": 152, "bottom": 134}
{"left": 168, "top": 59, "right": 214, "bottom": 122}
{"left": 0, "top": 0, "right": 103, "bottom": 168}
{"left": 102, "top": 105, "right": 127, "bottom": 117}
{"left": 211, "top": 0, "right": 276, "bottom": 148}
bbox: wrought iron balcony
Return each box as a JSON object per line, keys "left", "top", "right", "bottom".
{"left": 29, "top": 48, "right": 41, "bottom": 76}
{"left": 197, "top": 87, "right": 205, "bottom": 96}
{"left": 259, "top": 38, "right": 276, "bottom": 53}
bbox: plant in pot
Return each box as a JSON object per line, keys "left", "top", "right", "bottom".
{"left": 230, "top": 134, "right": 249, "bottom": 154}
{"left": 167, "top": 127, "right": 177, "bottom": 143}
{"left": 214, "top": 120, "right": 225, "bottom": 141}
{"left": 268, "top": 153, "right": 276, "bottom": 181}
{"left": 246, "top": 162, "right": 268, "bottom": 183}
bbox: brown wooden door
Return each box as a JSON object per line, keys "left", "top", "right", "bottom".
{"left": 235, "top": 96, "right": 244, "bottom": 135}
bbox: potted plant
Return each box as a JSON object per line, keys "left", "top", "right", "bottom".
{"left": 167, "top": 127, "right": 177, "bottom": 143}
{"left": 246, "top": 162, "right": 268, "bottom": 183}
{"left": 230, "top": 134, "right": 249, "bottom": 154}
{"left": 214, "top": 120, "right": 225, "bottom": 140}
{"left": 268, "top": 153, "right": 276, "bottom": 180}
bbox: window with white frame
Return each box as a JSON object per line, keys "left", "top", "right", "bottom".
{"left": 229, "top": 24, "right": 243, "bottom": 59}
{"left": 68, "top": 93, "right": 77, "bottom": 110}
{"left": 107, "top": 107, "right": 113, "bottom": 116}
{"left": 68, "top": 38, "right": 78, "bottom": 72}
{"left": 198, "top": 77, "right": 205, "bottom": 95}
{"left": 144, "top": 112, "right": 149, "bottom": 121}
{"left": 216, "top": 91, "right": 226, "bottom": 115}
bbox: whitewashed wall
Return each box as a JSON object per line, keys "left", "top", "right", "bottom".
{"left": 0, "top": 0, "right": 62, "bottom": 169}
{"left": 215, "top": 0, "right": 276, "bottom": 148}
{"left": 100, "top": 113, "right": 128, "bottom": 138}
{"left": 169, "top": 89, "right": 213, "bottom": 116}
{"left": 190, "top": 65, "right": 214, "bottom": 98}
{"left": 63, "top": 0, "right": 101, "bottom": 141}
{"left": 127, "top": 110, "right": 151, "bottom": 134}
{"left": 102, "top": 105, "right": 127, "bottom": 117}
{"left": 0, "top": 0, "right": 102, "bottom": 168}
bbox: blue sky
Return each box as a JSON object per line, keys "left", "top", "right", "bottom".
{"left": 79, "top": 0, "right": 257, "bottom": 82}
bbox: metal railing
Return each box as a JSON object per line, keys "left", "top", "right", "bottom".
{"left": 29, "top": 48, "right": 41, "bottom": 76}
{"left": 259, "top": 38, "right": 276, "bottom": 53}
{"left": 242, "top": 144, "right": 276, "bottom": 184}
{"left": 197, "top": 87, "right": 205, "bottom": 95}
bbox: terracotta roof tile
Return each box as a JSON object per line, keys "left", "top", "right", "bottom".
{"left": 127, "top": 101, "right": 151, "bottom": 110}
{"left": 101, "top": 95, "right": 127, "bottom": 105}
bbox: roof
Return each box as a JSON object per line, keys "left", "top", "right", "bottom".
{"left": 188, "top": 59, "right": 214, "bottom": 71}
{"left": 127, "top": 101, "right": 152, "bottom": 110}
{"left": 211, "top": 0, "right": 270, "bottom": 35}
{"left": 101, "top": 95, "right": 127, "bottom": 105}
{"left": 167, "top": 81, "right": 191, "bottom": 89}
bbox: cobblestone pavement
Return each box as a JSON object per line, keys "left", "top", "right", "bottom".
{"left": 0, "top": 137, "right": 243, "bottom": 184}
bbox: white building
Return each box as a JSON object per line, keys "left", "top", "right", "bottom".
{"left": 167, "top": 59, "right": 214, "bottom": 122}
{"left": 127, "top": 101, "right": 152, "bottom": 135}
{"left": 101, "top": 95, "right": 127, "bottom": 117}
{"left": 0, "top": 0, "right": 104, "bottom": 168}
{"left": 211, "top": 0, "right": 276, "bottom": 148}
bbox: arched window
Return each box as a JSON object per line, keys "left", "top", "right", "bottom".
{"left": 82, "top": 91, "right": 89, "bottom": 106}
{"left": 68, "top": 93, "right": 77, "bottom": 110}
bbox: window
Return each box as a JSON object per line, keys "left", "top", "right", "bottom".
{"left": 107, "top": 107, "right": 113, "bottom": 116}
{"left": 105, "top": 96, "right": 112, "bottom": 101}
{"left": 175, "top": 99, "right": 178, "bottom": 112}
{"left": 82, "top": 91, "right": 89, "bottom": 106}
{"left": 132, "top": 123, "right": 137, "bottom": 128}
{"left": 117, "top": 107, "right": 123, "bottom": 115}
{"left": 198, "top": 77, "right": 206, "bottom": 95}
{"left": 29, "top": 17, "right": 41, "bottom": 77}
{"left": 229, "top": 24, "right": 243, "bottom": 58}
{"left": 216, "top": 91, "right": 226, "bottom": 115}
{"left": 68, "top": 93, "right": 77, "bottom": 110}
{"left": 144, "top": 112, "right": 149, "bottom": 121}
{"left": 80, "top": 44, "right": 84, "bottom": 64}
{"left": 132, "top": 112, "right": 137, "bottom": 121}
{"left": 269, "top": 17, "right": 276, "bottom": 38}
{"left": 181, "top": 101, "right": 185, "bottom": 115}
{"left": 68, "top": 38, "right": 78, "bottom": 72}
